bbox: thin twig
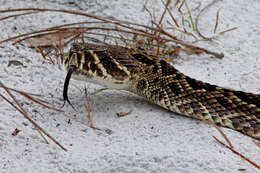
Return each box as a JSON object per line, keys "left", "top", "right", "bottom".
{"left": 159, "top": 0, "right": 171, "bottom": 25}
{"left": 218, "top": 27, "right": 238, "bottom": 35}
{"left": 253, "top": 140, "right": 260, "bottom": 148}
{"left": 0, "top": 85, "right": 63, "bottom": 112}
{"left": 184, "top": 0, "right": 195, "bottom": 31}
{"left": 84, "top": 103, "right": 101, "bottom": 130}
{"left": 178, "top": 0, "right": 185, "bottom": 13}
{"left": 154, "top": 24, "right": 224, "bottom": 58}
{"left": 0, "top": 85, "right": 41, "bottom": 97}
{"left": 0, "top": 8, "right": 224, "bottom": 58}
{"left": 0, "top": 11, "right": 39, "bottom": 21}
{"left": 204, "top": 120, "right": 233, "bottom": 148}
{"left": 0, "top": 26, "right": 156, "bottom": 45}
{"left": 37, "top": 129, "right": 49, "bottom": 144}
{"left": 214, "top": 9, "right": 220, "bottom": 34}
{"left": 161, "top": 0, "right": 179, "bottom": 27}
{"left": 195, "top": 0, "right": 220, "bottom": 40}
{"left": 213, "top": 136, "right": 260, "bottom": 170}
{"left": 0, "top": 81, "right": 67, "bottom": 151}
{"left": 205, "top": 118, "right": 259, "bottom": 169}
{"left": 0, "top": 8, "right": 173, "bottom": 39}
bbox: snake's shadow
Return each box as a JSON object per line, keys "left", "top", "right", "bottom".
{"left": 70, "top": 88, "right": 171, "bottom": 116}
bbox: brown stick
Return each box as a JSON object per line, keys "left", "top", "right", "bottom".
{"left": 195, "top": 0, "right": 221, "bottom": 40}
{"left": 0, "top": 11, "right": 39, "bottom": 21}
{"left": 159, "top": 0, "right": 171, "bottom": 25}
{"left": 204, "top": 120, "right": 233, "bottom": 148}
{"left": 83, "top": 103, "right": 101, "bottom": 130}
{"left": 0, "top": 85, "right": 63, "bottom": 112}
{"left": 161, "top": 0, "right": 179, "bottom": 27}
{"left": 37, "top": 129, "right": 49, "bottom": 144}
{"left": 0, "top": 8, "right": 224, "bottom": 58}
{"left": 0, "top": 81, "right": 67, "bottom": 151}
{"left": 213, "top": 136, "right": 260, "bottom": 170}
{"left": 214, "top": 9, "right": 220, "bottom": 34}
{"left": 155, "top": 24, "right": 224, "bottom": 58}
{"left": 253, "top": 140, "right": 260, "bottom": 148}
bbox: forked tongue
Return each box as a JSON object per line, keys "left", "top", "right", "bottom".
{"left": 62, "top": 65, "right": 77, "bottom": 110}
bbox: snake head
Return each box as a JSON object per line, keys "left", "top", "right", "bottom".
{"left": 62, "top": 43, "right": 88, "bottom": 108}
{"left": 62, "top": 43, "right": 133, "bottom": 90}
{"left": 63, "top": 43, "right": 99, "bottom": 80}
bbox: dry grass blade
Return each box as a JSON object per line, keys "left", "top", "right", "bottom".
{"left": 0, "top": 81, "right": 67, "bottom": 151}
{"left": 0, "top": 11, "right": 39, "bottom": 21}
{"left": 159, "top": 0, "right": 171, "bottom": 25}
{"left": 213, "top": 136, "right": 260, "bottom": 170}
{"left": 0, "top": 8, "right": 225, "bottom": 59}
{"left": 205, "top": 119, "right": 259, "bottom": 169}
{"left": 195, "top": 1, "right": 236, "bottom": 41}
{"left": 218, "top": 27, "right": 238, "bottom": 35}
{"left": 12, "top": 22, "right": 105, "bottom": 45}
{"left": 84, "top": 103, "right": 100, "bottom": 130}
{"left": 0, "top": 93, "right": 67, "bottom": 151}
{"left": 20, "top": 92, "right": 63, "bottom": 112}
{"left": 204, "top": 120, "right": 233, "bottom": 148}
{"left": 184, "top": 0, "right": 195, "bottom": 30}
{"left": 214, "top": 9, "right": 220, "bottom": 34}
{"left": 178, "top": 0, "right": 185, "bottom": 13}
{"left": 253, "top": 140, "right": 260, "bottom": 148}
{"left": 161, "top": 0, "right": 179, "bottom": 27}
{"left": 0, "top": 26, "right": 155, "bottom": 46}
{"left": 35, "top": 46, "right": 53, "bottom": 61}
{"left": 0, "top": 85, "right": 41, "bottom": 97}
{"left": 0, "top": 8, "right": 168, "bottom": 37}
{"left": 24, "top": 28, "right": 83, "bottom": 47}
{"left": 195, "top": 0, "right": 220, "bottom": 40}
{"left": 37, "top": 129, "right": 49, "bottom": 144}
{"left": 0, "top": 85, "right": 63, "bottom": 112}
{"left": 166, "top": 25, "right": 197, "bottom": 39}
{"left": 154, "top": 24, "right": 224, "bottom": 58}
{"left": 143, "top": 1, "right": 154, "bottom": 25}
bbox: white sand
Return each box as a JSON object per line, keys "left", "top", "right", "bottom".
{"left": 0, "top": 0, "right": 259, "bottom": 173}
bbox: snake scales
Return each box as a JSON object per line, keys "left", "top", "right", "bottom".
{"left": 63, "top": 43, "right": 260, "bottom": 140}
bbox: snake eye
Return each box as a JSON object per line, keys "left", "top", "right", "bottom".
{"left": 71, "top": 43, "right": 80, "bottom": 50}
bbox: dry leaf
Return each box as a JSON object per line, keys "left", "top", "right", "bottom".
{"left": 116, "top": 109, "right": 133, "bottom": 117}
{"left": 11, "top": 128, "right": 21, "bottom": 136}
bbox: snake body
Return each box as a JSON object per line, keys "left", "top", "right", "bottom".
{"left": 63, "top": 43, "right": 260, "bottom": 139}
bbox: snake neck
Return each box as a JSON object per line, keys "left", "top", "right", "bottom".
{"left": 131, "top": 60, "right": 260, "bottom": 139}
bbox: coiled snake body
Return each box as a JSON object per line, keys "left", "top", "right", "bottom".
{"left": 63, "top": 43, "right": 260, "bottom": 139}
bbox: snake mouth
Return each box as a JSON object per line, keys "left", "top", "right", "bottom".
{"left": 62, "top": 65, "right": 77, "bottom": 109}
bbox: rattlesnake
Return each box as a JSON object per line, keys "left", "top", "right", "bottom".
{"left": 63, "top": 43, "right": 260, "bottom": 140}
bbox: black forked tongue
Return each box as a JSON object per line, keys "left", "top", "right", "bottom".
{"left": 62, "top": 65, "right": 77, "bottom": 110}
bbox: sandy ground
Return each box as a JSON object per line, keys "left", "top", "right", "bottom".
{"left": 0, "top": 0, "right": 259, "bottom": 173}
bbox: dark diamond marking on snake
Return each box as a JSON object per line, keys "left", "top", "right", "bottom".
{"left": 131, "top": 53, "right": 155, "bottom": 66}
{"left": 96, "top": 50, "right": 127, "bottom": 79}
{"left": 160, "top": 60, "right": 182, "bottom": 78}
{"left": 185, "top": 76, "right": 217, "bottom": 91}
